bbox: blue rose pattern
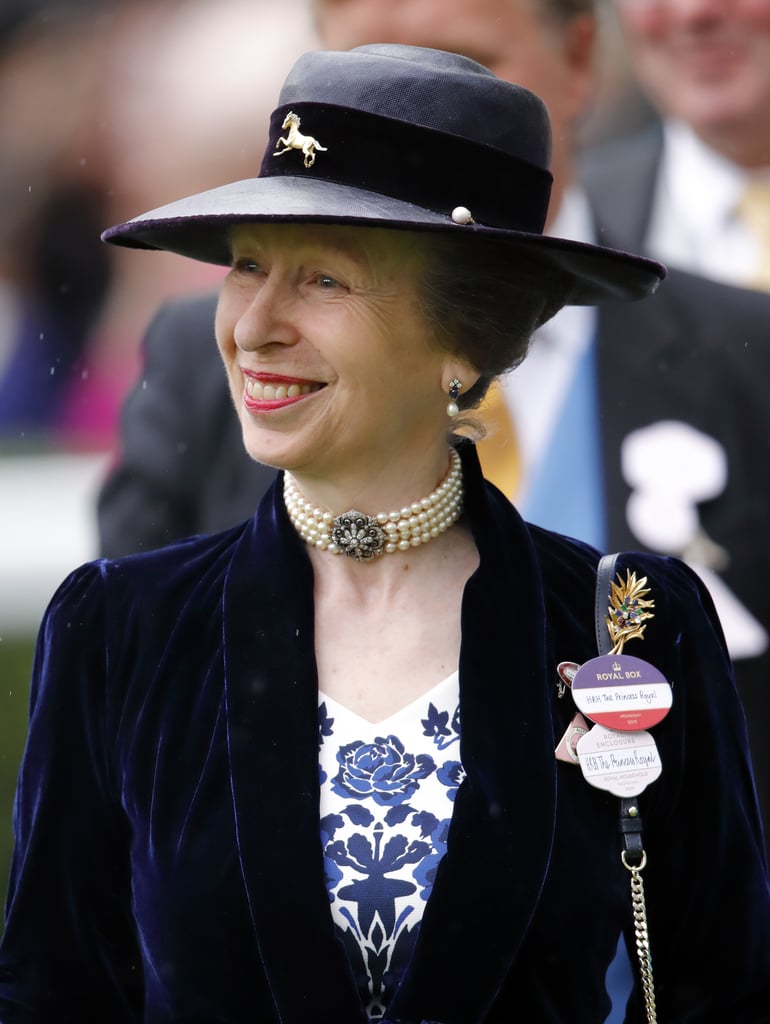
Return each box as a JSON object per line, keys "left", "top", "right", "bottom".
{"left": 332, "top": 735, "right": 435, "bottom": 806}
{"left": 319, "top": 689, "right": 462, "bottom": 1021}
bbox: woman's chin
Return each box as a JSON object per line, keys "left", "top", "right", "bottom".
{"left": 242, "top": 439, "right": 289, "bottom": 470}
{"left": 240, "top": 425, "right": 307, "bottom": 472}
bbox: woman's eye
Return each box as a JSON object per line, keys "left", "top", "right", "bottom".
{"left": 314, "top": 273, "right": 342, "bottom": 290}
{"left": 233, "top": 257, "right": 261, "bottom": 274}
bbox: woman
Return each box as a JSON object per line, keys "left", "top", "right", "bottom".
{"left": 1, "top": 44, "right": 769, "bottom": 1023}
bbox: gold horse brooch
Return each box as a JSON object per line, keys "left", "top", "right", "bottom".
{"left": 273, "top": 112, "right": 328, "bottom": 168}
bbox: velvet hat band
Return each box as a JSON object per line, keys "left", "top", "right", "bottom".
{"left": 261, "top": 102, "right": 553, "bottom": 235}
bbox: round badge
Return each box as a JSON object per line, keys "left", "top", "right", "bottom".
{"left": 571, "top": 654, "right": 672, "bottom": 732}
{"left": 576, "top": 724, "right": 662, "bottom": 797}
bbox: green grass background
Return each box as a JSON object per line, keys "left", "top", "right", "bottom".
{"left": 0, "top": 634, "right": 35, "bottom": 937}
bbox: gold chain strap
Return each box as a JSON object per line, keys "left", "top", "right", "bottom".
{"left": 621, "top": 849, "right": 657, "bottom": 1023}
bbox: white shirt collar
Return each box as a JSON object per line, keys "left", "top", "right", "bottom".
{"left": 659, "top": 119, "right": 747, "bottom": 235}
{"left": 646, "top": 120, "right": 765, "bottom": 283}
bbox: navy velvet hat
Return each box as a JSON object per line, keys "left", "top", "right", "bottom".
{"left": 103, "top": 43, "right": 664, "bottom": 304}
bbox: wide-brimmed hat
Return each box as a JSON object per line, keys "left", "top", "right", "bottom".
{"left": 103, "top": 44, "right": 664, "bottom": 304}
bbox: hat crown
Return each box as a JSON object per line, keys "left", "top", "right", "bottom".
{"left": 278, "top": 44, "right": 552, "bottom": 172}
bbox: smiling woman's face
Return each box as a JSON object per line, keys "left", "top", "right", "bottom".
{"left": 215, "top": 223, "right": 469, "bottom": 479}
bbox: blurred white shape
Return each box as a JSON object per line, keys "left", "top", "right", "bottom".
{"left": 626, "top": 490, "right": 699, "bottom": 552}
{"left": 621, "top": 420, "right": 767, "bottom": 660}
{"left": 0, "top": 454, "right": 108, "bottom": 633}
{"left": 622, "top": 420, "right": 727, "bottom": 551}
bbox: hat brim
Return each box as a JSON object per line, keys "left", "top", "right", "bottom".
{"left": 102, "top": 175, "right": 665, "bottom": 305}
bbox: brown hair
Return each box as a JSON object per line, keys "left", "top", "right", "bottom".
{"left": 419, "top": 233, "right": 570, "bottom": 412}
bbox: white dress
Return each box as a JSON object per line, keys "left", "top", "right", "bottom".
{"left": 318, "top": 672, "right": 462, "bottom": 1021}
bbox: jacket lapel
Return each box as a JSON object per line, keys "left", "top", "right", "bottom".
{"left": 582, "top": 122, "right": 663, "bottom": 253}
{"left": 387, "top": 446, "right": 557, "bottom": 1024}
{"left": 222, "top": 483, "right": 366, "bottom": 1023}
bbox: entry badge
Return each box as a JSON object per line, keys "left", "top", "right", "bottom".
{"left": 571, "top": 654, "right": 672, "bottom": 732}
{"left": 576, "top": 724, "right": 662, "bottom": 797}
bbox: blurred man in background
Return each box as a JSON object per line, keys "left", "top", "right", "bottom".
{"left": 587, "top": 0, "right": 770, "bottom": 288}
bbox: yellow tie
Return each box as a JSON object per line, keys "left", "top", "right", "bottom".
{"left": 736, "top": 180, "right": 770, "bottom": 292}
{"left": 475, "top": 382, "right": 521, "bottom": 499}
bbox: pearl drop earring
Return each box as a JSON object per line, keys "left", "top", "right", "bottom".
{"left": 447, "top": 378, "right": 462, "bottom": 418}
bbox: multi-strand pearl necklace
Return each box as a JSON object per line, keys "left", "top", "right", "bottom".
{"left": 283, "top": 447, "right": 464, "bottom": 562}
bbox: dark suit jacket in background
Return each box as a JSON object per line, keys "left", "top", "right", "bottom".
{"left": 6, "top": 448, "right": 770, "bottom": 1021}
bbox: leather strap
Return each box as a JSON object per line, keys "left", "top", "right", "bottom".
{"left": 619, "top": 797, "right": 645, "bottom": 865}
{"left": 595, "top": 552, "right": 619, "bottom": 656}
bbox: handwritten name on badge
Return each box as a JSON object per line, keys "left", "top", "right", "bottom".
{"left": 571, "top": 654, "right": 672, "bottom": 732}
{"left": 576, "top": 724, "right": 662, "bottom": 797}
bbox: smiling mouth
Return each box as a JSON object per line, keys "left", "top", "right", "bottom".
{"left": 244, "top": 378, "right": 321, "bottom": 401}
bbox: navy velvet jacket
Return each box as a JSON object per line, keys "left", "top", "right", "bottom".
{"left": 2, "top": 446, "right": 770, "bottom": 1023}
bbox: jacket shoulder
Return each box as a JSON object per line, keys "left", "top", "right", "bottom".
{"left": 528, "top": 524, "right": 600, "bottom": 593}
{"left": 527, "top": 525, "right": 722, "bottom": 646}
{"left": 101, "top": 521, "right": 246, "bottom": 597}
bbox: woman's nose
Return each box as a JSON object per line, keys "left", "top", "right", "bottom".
{"left": 233, "top": 275, "right": 301, "bottom": 352}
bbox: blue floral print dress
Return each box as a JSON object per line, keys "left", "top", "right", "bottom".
{"left": 318, "top": 672, "right": 463, "bottom": 1021}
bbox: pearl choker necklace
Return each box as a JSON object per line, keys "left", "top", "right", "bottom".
{"left": 283, "top": 448, "right": 463, "bottom": 562}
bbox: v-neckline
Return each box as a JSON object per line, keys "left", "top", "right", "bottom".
{"left": 319, "top": 670, "right": 459, "bottom": 730}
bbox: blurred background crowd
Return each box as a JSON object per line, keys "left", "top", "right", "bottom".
{"left": 2, "top": 0, "right": 770, "bottom": 945}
